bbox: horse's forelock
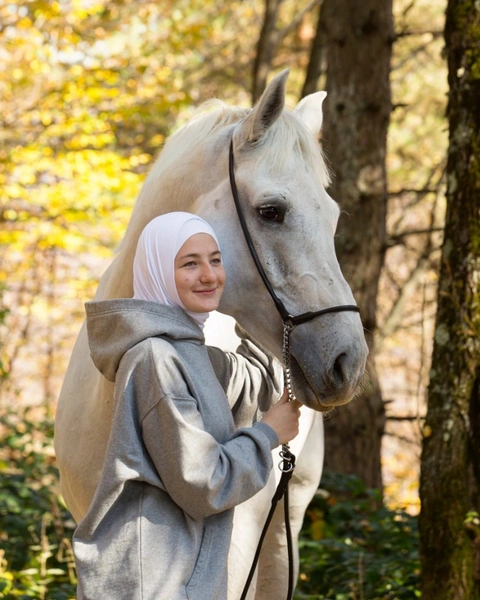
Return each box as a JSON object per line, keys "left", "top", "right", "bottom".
{"left": 253, "top": 111, "right": 331, "bottom": 187}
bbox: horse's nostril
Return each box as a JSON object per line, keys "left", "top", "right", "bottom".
{"left": 331, "top": 352, "right": 348, "bottom": 387}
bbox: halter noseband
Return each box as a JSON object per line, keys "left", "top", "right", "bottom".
{"left": 228, "top": 138, "right": 360, "bottom": 328}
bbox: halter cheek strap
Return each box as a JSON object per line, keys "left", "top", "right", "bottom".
{"left": 228, "top": 138, "right": 360, "bottom": 327}
{"left": 230, "top": 134, "right": 361, "bottom": 600}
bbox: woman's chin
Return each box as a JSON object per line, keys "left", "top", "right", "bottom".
{"left": 186, "top": 299, "right": 221, "bottom": 313}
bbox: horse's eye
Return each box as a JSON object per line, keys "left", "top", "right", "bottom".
{"left": 259, "top": 206, "right": 282, "bottom": 222}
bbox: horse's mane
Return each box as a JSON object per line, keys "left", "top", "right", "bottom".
{"left": 150, "top": 99, "right": 331, "bottom": 187}
{"left": 117, "top": 99, "right": 330, "bottom": 257}
{"left": 147, "top": 100, "right": 250, "bottom": 183}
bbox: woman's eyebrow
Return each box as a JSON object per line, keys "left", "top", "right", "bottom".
{"left": 178, "top": 250, "right": 222, "bottom": 260}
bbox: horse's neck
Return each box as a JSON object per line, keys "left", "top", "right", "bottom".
{"left": 96, "top": 159, "right": 223, "bottom": 300}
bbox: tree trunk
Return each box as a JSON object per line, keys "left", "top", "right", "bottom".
{"left": 301, "top": 4, "right": 324, "bottom": 98}
{"left": 318, "top": 0, "right": 394, "bottom": 490}
{"left": 252, "top": 0, "right": 284, "bottom": 104}
{"left": 419, "top": 1, "right": 480, "bottom": 598}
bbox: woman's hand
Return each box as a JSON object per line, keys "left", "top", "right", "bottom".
{"left": 261, "top": 389, "right": 301, "bottom": 445}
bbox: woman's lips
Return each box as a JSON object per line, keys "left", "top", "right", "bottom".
{"left": 194, "top": 288, "right": 217, "bottom": 295}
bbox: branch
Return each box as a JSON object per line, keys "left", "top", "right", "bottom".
{"left": 387, "top": 415, "right": 425, "bottom": 421}
{"left": 275, "top": 0, "right": 323, "bottom": 44}
{"left": 383, "top": 432, "right": 421, "bottom": 446}
{"left": 394, "top": 30, "right": 443, "bottom": 40}
{"left": 385, "top": 226, "right": 444, "bottom": 248}
{"left": 388, "top": 164, "right": 445, "bottom": 233}
{"left": 377, "top": 253, "right": 431, "bottom": 349}
{"left": 388, "top": 187, "right": 438, "bottom": 196}
{"left": 391, "top": 102, "right": 410, "bottom": 111}
{"left": 396, "top": 303, "right": 439, "bottom": 329}
{"left": 392, "top": 37, "right": 442, "bottom": 71}
{"left": 252, "top": 0, "right": 322, "bottom": 103}
{"left": 400, "top": 0, "right": 417, "bottom": 19}
{"left": 378, "top": 174, "right": 443, "bottom": 350}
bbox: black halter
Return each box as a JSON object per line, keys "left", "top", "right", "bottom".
{"left": 230, "top": 135, "right": 360, "bottom": 600}
{"left": 228, "top": 138, "right": 360, "bottom": 327}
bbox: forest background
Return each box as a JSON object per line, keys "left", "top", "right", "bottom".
{"left": 0, "top": 0, "right": 478, "bottom": 599}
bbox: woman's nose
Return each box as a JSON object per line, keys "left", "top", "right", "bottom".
{"left": 200, "top": 264, "right": 216, "bottom": 282}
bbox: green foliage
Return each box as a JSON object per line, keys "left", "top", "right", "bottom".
{"left": 0, "top": 0, "right": 272, "bottom": 408}
{"left": 295, "top": 472, "right": 420, "bottom": 600}
{"left": 0, "top": 410, "right": 76, "bottom": 599}
{"left": 0, "top": 284, "right": 9, "bottom": 382}
{"left": 0, "top": 418, "right": 422, "bottom": 599}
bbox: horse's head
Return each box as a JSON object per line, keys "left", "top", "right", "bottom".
{"left": 195, "top": 70, "right": 368, "bottom": 411}
{"left": 115, "top": 70, "right": 367, "bottom": 411}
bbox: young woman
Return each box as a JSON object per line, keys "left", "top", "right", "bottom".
{"left": 73, "top": 212, "right": 300, "bottom": 600}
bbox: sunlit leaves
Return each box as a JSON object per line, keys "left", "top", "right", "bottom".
{"left": 0, "top": 0, "right": 265, "bottom": 410}
{"left": 390, "top": 0, "right": 448, "bottom": 188}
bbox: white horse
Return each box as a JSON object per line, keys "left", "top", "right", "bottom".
{"left": 54, "top": 69, "right": 367, "bottom": 599}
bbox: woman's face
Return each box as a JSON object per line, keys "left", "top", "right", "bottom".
{"left": 174, "top": 233, "right": 226, "bottom": 313}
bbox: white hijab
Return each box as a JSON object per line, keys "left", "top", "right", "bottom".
{"left": 133, "top": 212, "right": 221, "bottom": 330}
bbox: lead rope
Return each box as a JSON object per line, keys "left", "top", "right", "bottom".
{"left": 239, "top": 324, "right": 297, "bottom": 600}
{"left": 281, "top": 323, "right": 296, "bottom": 600}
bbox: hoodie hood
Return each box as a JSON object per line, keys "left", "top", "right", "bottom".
{"left": 85, "top": 299, "right": 204, "bottom": 382}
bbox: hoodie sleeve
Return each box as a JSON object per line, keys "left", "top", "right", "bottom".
{"left": 142, "top": 379, "right": 279, "bottom": 522}
{"left": 207, "top": 325, "right": 284, "bottom": 428}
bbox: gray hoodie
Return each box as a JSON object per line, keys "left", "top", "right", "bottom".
{"left": 73, "top": 299, "right": 282, "bottom": 600}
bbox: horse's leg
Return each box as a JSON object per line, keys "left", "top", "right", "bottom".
{"left": 254, "top": 409, "right": 325, "bottom": 600}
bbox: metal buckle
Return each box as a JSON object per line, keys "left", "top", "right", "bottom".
{"left": 278, "top": 460, "right": 294, "bottom": 473}
{"left": 279, "top": 447, "right": 295, "bottom": 473}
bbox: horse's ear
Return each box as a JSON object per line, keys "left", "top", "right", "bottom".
{"left": 294, "top": 91, "right": 327, "bottom": 136}
{"left": 237, "top": 69, "right": 289, "bottom": 144}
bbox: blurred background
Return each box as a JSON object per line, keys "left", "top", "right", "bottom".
{"left": 1, "top": 1, "right": 476, "bottom": 598}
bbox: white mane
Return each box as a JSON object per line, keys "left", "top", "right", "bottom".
{"left": 148, "top": 100, "right": 249, "bottom": 184}
{"left": 118, "top": 99, "right": 330, "bottom": 256}
{"left": 149, "top": 99, "right": 331, "bottom": 189}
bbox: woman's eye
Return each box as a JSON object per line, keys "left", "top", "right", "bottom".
{"left": 258, "top": 206, "right": 282, "bottom": 222}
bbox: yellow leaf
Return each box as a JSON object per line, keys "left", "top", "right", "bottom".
{"left": 423, "top": 425, "right": 432, "bottom": 438}
{"left": 17, "top": 17, "right": 33, "bottom": 29}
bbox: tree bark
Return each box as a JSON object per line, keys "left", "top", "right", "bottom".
{"left": 253, "top": 0, "right": 322, "bottom": 104}
{"left": 301, "top": 3, "right": 324, "bottom": 98}
{"left": 252, "top": 0, "right": 284, "bottom": 104}
{"left": 318, "top": 0, "right": 394, "bottom": 490}
{"left": 419, "top": 1, "right": 480, "bottom": 598}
